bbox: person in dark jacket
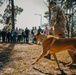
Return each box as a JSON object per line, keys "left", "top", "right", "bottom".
{"left": 7, "top": 29, "right": 11, "bottom": 42}
{"left": 25, "top": 27, "right": 30, "bottom": 43}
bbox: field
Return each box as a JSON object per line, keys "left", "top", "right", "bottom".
{"left": 0, "top": 43, "right": 76, "bottom": 75}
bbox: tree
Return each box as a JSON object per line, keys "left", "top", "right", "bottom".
{"left": 0, "top": 0, "right": 5, "bottom": 6}
{"left": 0, "top": 0, "right": 23, "bottom": 30}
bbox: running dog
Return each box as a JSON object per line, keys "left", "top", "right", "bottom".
{"left": 32, "top": 35, "right": 76, "bottom": 69}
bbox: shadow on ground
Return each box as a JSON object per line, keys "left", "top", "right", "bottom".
{"left": 0, "top": 43, "right": 15, "bottom": 68}
{"left": 43, "top": 54, "right": 76, "bottom": 75}
{"left": 33, "top": 67, "right": 68, "bottom": 75}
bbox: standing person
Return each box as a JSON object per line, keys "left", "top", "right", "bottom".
{"left": 11, "top": 29, "right": 16, "bottom": 43}
{"left": 31, "top": 27, "right": 35, "bottom": 43}
{"left": 17, "top": 28, "right": 22, "bottom": 43}
{"left": 15, "top": 27, "right": 19, "bottom": 42}
{"left": 38, "top": 26, "right": 42, "bottom": 33}
{"left": 43, "top": 26, "right": 49, "bottom": 36}
{"left": 33, "top": 26, "right": 38, "bottom": 43}
{"left": 49, "top": 1, "right": 66, "bottom": 38}
{"left": 25, "top": 27, "right": 30, "bottom": 44}
{"left": 34, "top": 26, "right": 37, "bottom": 35}
{"left": 22, "top": 30, "right": 26, "bottom": 42}
{"left": 7, "top": 29, "right": 11, "bottom": 42}
{"left": 48, "top": 1, "right": 76, "bottom": 63}
{"left": 49, "top": 27, "right": 53, "bottom": 35}
{"left": 1, "top": 29, "right": 7, "bottom": 42}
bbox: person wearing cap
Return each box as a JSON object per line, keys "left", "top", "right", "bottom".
{"left": 48, "top": 1, "right": 66, "bottom": 38}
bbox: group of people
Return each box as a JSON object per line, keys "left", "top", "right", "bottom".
{"left": 0, "top": 26, "right": 52, "bottom": 43}
{"left": 0, "top": 27, "right": 30, "bottom": 43}
{"left": 27, "top": 26, "right": 52, "bottom": 44}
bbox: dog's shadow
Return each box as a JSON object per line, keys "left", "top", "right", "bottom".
{"left": 45, "top": 56, "right": 76, "bottom": 69}
{"left": 33, "top": 66, "right": 67, "bottom": 75}
{"left": 58, "top": 70, "right": 67, "bottom": 75}
{"left": 66, "top": 63, "right": 76, "bottom": 69}
{"left": 58, "top": 60, "right": 76, "bottom": 69}
{"left": 33, "top": 67, "right": 53, "bottom": 75}
{"left": 0, "top": 43, "right": 15, "bottom": 68}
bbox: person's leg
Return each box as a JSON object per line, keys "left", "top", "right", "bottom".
{"left": 8, "top": 37, "right": 9, "bottom": 42}
{"left": 11, "top": 36, "right": 13, "bottom": 43}
{"left": 3, "top": 36, "right": 5, "bottom": 42}
{"left": 27, "top": 36, "right": 29, "bottom": 43}
{"left": 13, "top": 35, "right": 16, "bottom": 43}
{"left": 17, "top": 35, "right": 19, "bottom": 42}
{"left": 2, "top": 36, "right": 4, "bottom": 42}
{"left": 26, "top": 36, "right": 28, "bottom": 43}
{"left": 24, "top": 35, "right": 26, "bottom": 42}
{"left": 31, "top": 34, "right": 34, "bottom": 43}
{"left": 18, "top": 35, "right": 20, "bottom": 42}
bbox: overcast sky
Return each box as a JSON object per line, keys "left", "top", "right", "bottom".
{"left": 0, "top": 0, "right": 48, "bottom": 29}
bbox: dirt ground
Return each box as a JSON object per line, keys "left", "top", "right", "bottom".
{"left": 0, "top": 43, "right": 76, "bottom": 75}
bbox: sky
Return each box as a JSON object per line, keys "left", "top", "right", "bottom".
{"left": 0, "top": 0, "right": 48, "bottom": 30}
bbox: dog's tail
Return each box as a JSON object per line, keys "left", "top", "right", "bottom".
{"left": 42, "top": 35, "right": 59, "bottom": 45}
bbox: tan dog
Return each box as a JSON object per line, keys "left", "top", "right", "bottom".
{"left": 32, "top": 35, "right": 76, "bottom": 69}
